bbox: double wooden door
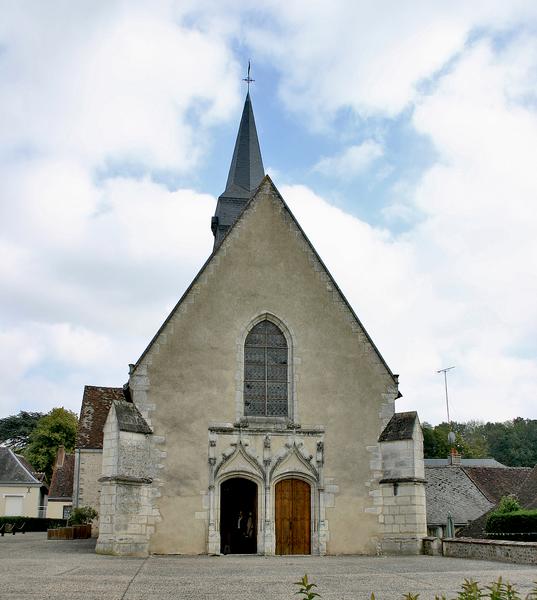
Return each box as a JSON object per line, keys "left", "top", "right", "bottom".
{"left": 275, "top": 478, "right": 311, "bottom": 554}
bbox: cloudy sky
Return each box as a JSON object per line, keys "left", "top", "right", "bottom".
{"left": 1, "top": 1, "right": 537, "bottom": 424}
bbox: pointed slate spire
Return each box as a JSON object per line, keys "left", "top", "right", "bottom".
{"left": 211, "top": 92, "right": 265, "bottom": 248}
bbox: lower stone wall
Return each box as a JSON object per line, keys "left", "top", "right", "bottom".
{"left": 442, "top": 537, "right": 537, "bottom": 565}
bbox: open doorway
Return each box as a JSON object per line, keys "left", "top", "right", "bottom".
{"left": 220, "top": 477, "right": 257, "bottom": 554}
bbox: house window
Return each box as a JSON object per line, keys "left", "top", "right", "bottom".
{"left": 244, "top": 320, "right": 288, "bottom": 417}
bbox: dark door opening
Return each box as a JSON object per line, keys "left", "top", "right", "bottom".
{"left": 220, "top": 477, "right": 257, "bottom": 554}
{"left": 275, "top": 478, "right": 311, "bottom": 555}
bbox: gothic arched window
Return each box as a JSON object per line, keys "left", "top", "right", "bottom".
{"left": 244, "top": 320, "right": 288, "bottom": 417}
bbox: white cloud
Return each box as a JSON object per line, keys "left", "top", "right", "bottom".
{"left": 0, "top": 173, "right": 216, "bottom": 416}
{"left": 282, "top": 33, "right": 537, "bottom": 424}
{"left": 240, "top": 0, "right": 537, "bottom": 123}
{"left": 1, "top": 2, "right": 537, "bottom": 427}
{"left": 0, "top": 2, "right": 240, "bottom": 172}
{"left": 313, "top": 140, "right": 383, "bottom": 178}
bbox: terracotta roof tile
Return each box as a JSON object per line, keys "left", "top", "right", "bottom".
{"left": 516, "top": 465, "right": 537, "bottom": 509}
{"left": 76, "top": 386, "right": 125, "bottom": 449}
{"left": 48, "top": 452, "right": 75, "bottom": 499}
{"left": 462, "top": 466, "right": 532, "bottom": 504}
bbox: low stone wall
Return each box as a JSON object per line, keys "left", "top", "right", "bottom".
{"left": 422, "top": 536, "right": 442, "bottom": 556}
{"left": 442, "top": 537, "right": 537, "bottom": 565}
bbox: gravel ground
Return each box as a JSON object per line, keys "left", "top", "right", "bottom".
{"left": 1, "top": 533, "right": 536, "bottom": 600}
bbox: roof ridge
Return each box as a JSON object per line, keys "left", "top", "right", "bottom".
{"left": 134, "top": 175, "right": 397, "bottom": 385}
{"left": 11, "top": 449, "right": 40, "bottom": 484}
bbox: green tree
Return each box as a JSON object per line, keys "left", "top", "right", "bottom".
{"left": 23, "top": 408, "right": 78, "bottom": 480}
{"left": 0, "top": 411, "right": 44, "bottom": 452}
{"left": 458, "top": 420, "right": 489, "bottom": 458}
{"left": 422, "top": 421, "right": 490, "bottom": 459}
{"left": 484, "top": 419, "right": 537, "bottom": 466}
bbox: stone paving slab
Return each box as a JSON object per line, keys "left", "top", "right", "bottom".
{"left": 2, "top": 533, "right": 536, "bottom": 600}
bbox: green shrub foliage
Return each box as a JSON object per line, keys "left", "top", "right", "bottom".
{"left": 68, "top": 506, "right": 98, "bottom": 525}
{"left": 0, "top": 516, "right": 65, "bottom": 531}
{"left": 486, "top": 509, "right": 537, "bottom": 534}
{"left": 496, "top": 495, "right": 521, "bottom": 514}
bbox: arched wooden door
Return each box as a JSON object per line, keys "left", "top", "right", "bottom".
{"left": 275, "top": 478, "right": 311, "bottom": 555}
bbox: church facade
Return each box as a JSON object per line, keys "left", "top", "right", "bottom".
{"left": 95, "top": 93, "right": 427, "bottom": 557}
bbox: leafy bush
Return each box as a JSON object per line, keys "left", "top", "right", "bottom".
{"left": 0, "top": 516, "right": 65, "bottom": 531}
{"left": 486, "top": 509, "right": 537, "bottom": 534}
{"left": 68, "top": 506, "right": 98, "bottom": 525}
{"left": 496, "top": 495, "right": 521, "bottom": 514}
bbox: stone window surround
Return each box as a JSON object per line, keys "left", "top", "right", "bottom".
{"left": 235, "top": 312, "right": 298, "bottom": 426}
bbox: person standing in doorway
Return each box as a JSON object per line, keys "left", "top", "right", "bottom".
{"left": 246, "top": 511, "right": 254, "bottom": 552}
{"left": 235, "top": 510, "right": 245, "bottom": 553}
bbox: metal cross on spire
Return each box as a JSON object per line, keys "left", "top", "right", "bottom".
{"left": 243, "top": 60, "right": 255, "bottom": 92}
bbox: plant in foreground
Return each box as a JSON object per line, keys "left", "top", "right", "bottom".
{"left": 294, "top": 574, "right": 320, "bottom": 600}
{"left": 294, "top": 575, "right": 537, "bottom": 600}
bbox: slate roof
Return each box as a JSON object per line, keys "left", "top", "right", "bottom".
{"left": 113, "top": 400, "right": 152, "bottom": 434}
{"left": 0, "top": 447, "right": 43, "bottom": 485}
{"left": 76, "top": 386, "right": 125, "bottom": 449}
{"left": 378, "top": 411, "right": 417, "bottom": 442}
{"left": 213, "top": 92, "right": 265, "bottom": 248}
{"left": 425, "top": 466, "right": 494, "bottom": 526}
{"left": 456, "top": 508, "right": 494, "bottom": 538}
{"left": 223, "top": 92, "right": 264, "bottom": 198}
{"left": 48, "top": 452, "right": 75, "bottom": 500}
{"left": 424, "top": 458, "right": 506, "bottom": 467}
{"left": 462, "top": 466, "right": 532, "bottom": 504}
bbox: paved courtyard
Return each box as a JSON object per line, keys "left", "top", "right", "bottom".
{"left": 1, "top": 533, "right": 536, "bottom": 600}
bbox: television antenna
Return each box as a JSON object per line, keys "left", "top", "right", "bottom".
{"left": 437, "top": 366, "right": 455, "bottom": 424}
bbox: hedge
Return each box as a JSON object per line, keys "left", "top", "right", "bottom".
{"left": 485, "top": 509, "right": 537, "bottom": 534}
{"left": 0, "top": 516, "right": 66, "bottom": 532}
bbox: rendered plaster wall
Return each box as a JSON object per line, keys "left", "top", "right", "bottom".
{"left": 0, "top": 485, "right": 41, "bottom": 517}
{"left": 134, "top": 181, "right": 398, "bottom": 555}
{"left": 46, "top": 501, "right": 71, "bottom": 519}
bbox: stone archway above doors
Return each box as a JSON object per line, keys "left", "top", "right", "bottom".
{"left": 206, "top": 424, "right": 329, "bottom": 555}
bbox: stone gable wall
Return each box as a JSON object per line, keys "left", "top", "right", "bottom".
{"left": 97, "top": 180, "right": 424, "bottom": 554}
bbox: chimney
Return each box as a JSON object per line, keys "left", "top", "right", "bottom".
{"left": 448, "top": 447, "right": 461, "bottom": 466}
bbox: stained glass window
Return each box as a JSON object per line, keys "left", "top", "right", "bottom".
{"left": 244, "top": 320, "right": 288, "bottom": 417}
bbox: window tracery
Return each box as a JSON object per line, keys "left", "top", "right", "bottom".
{"left": 244, "top": 320, "right": 288, "bottom": 417}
